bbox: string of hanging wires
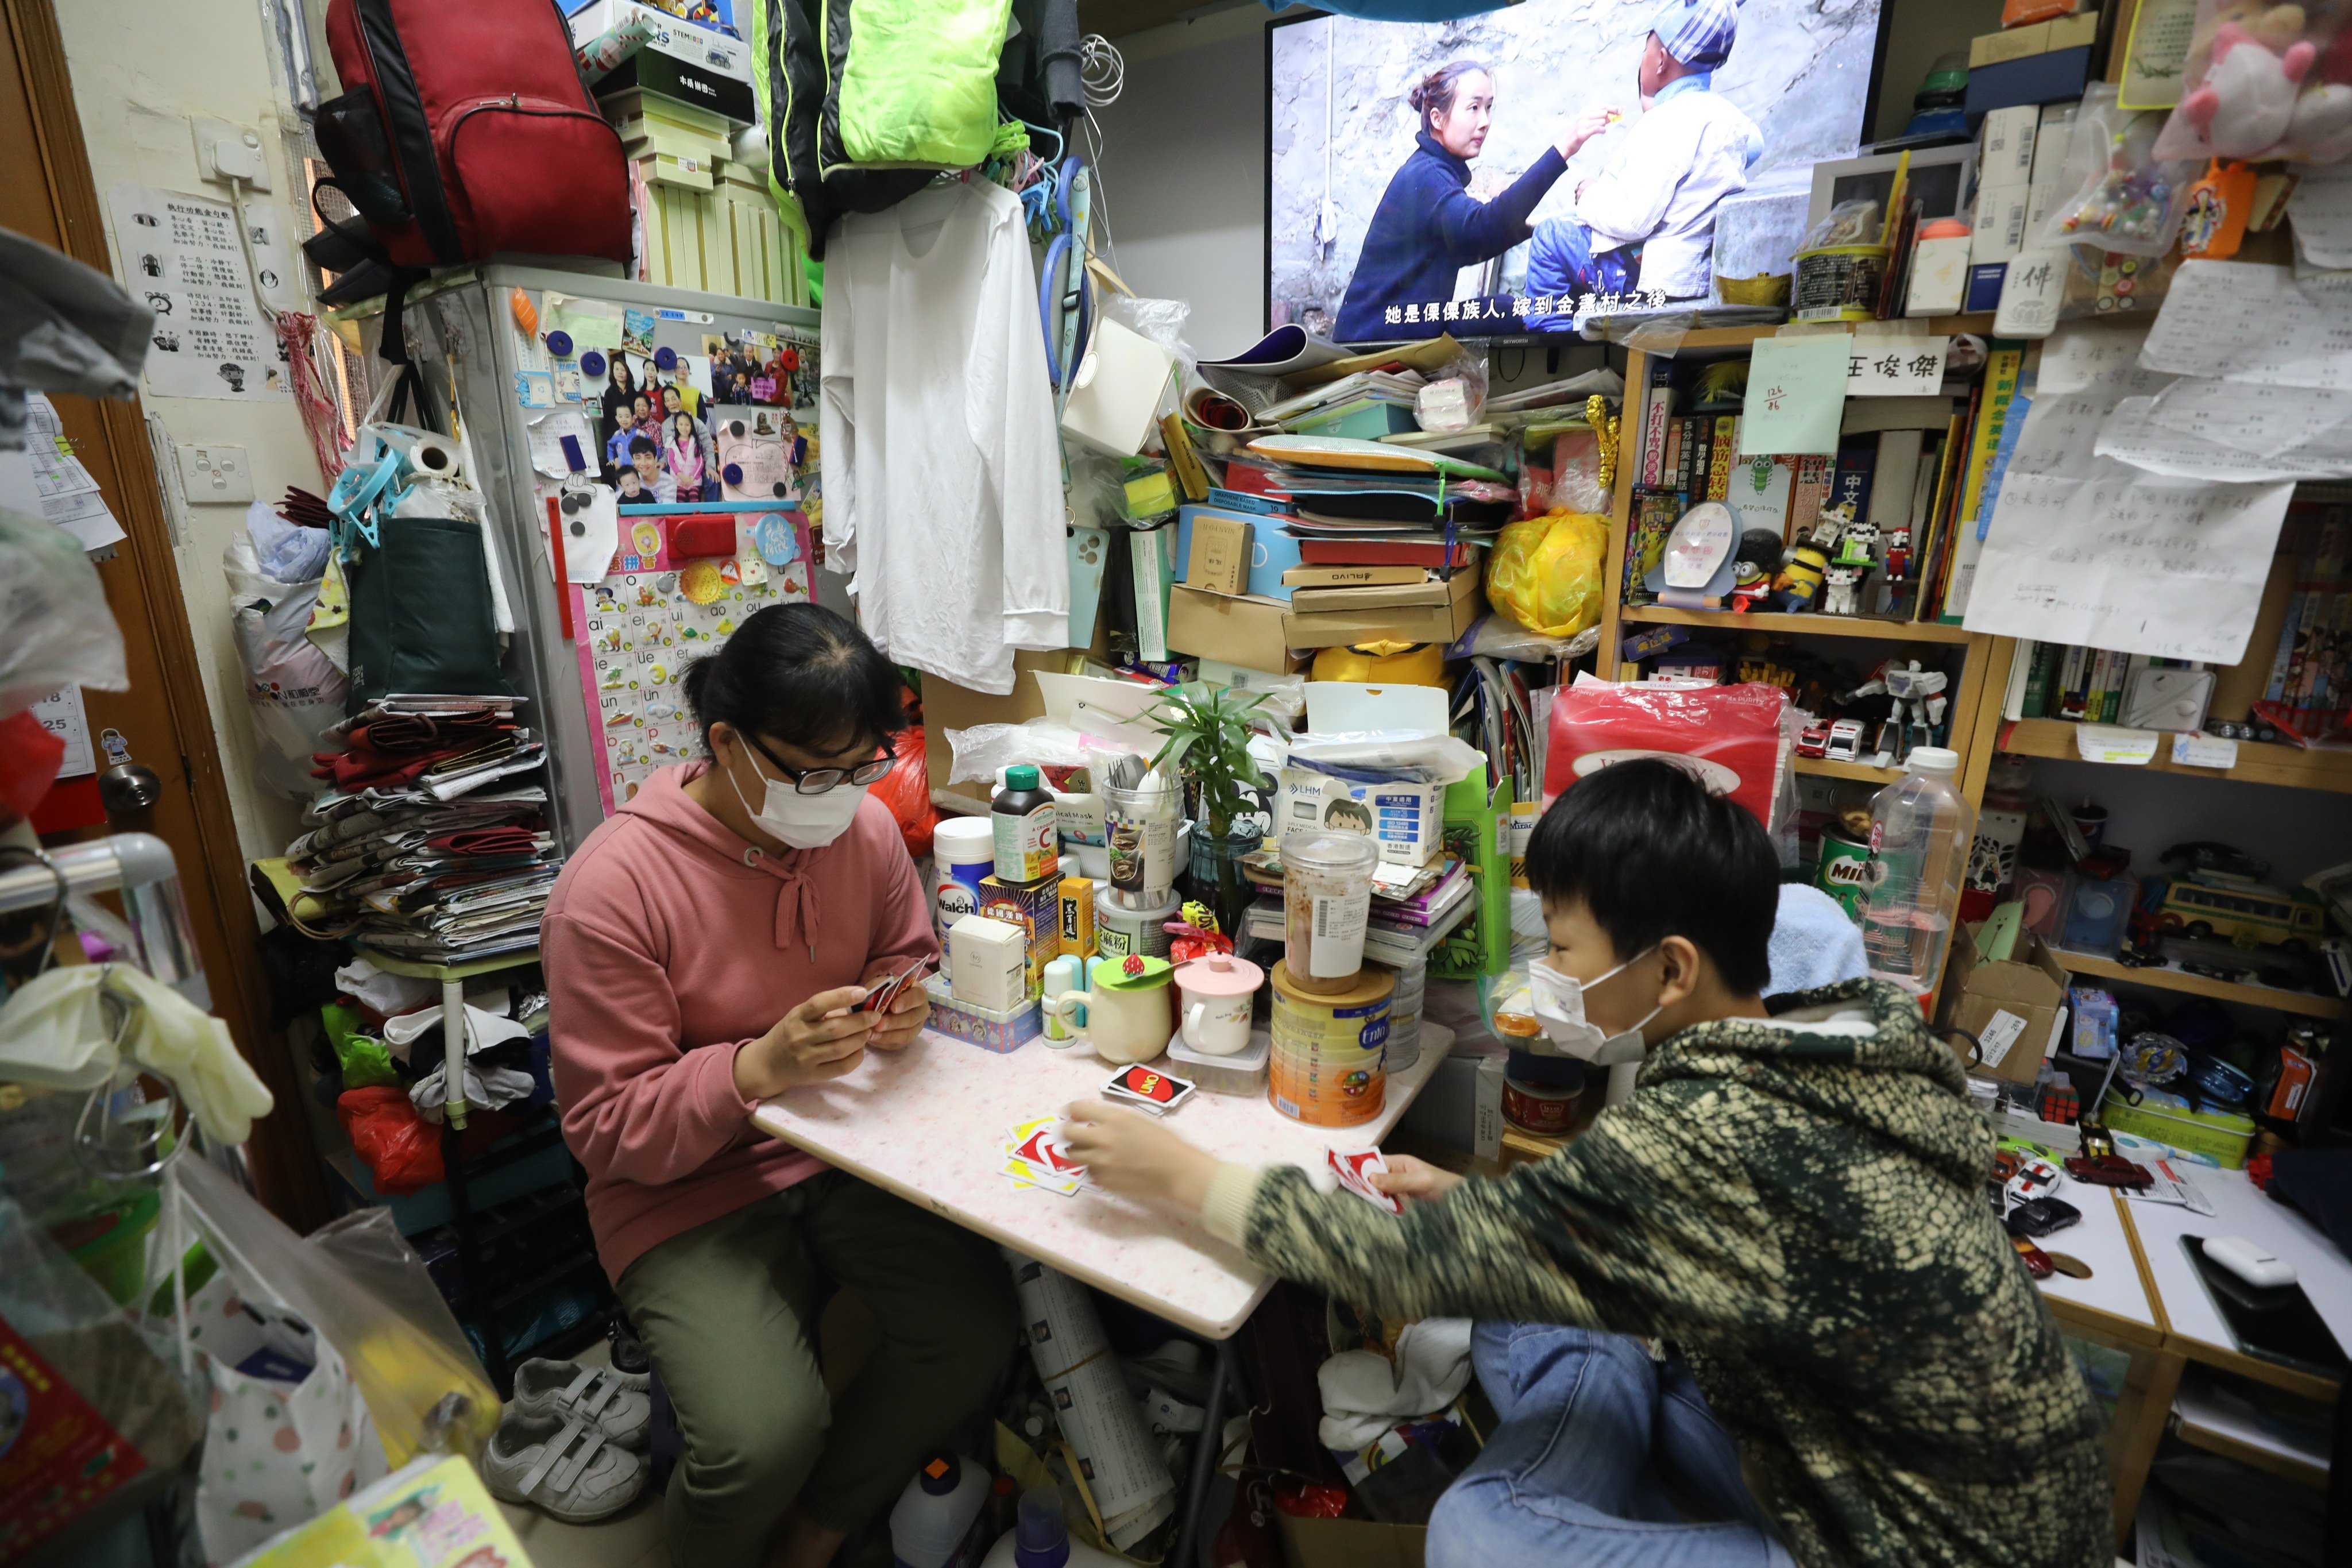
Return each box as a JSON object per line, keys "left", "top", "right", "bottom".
{"left": 1072, "top": 33, "right": 1125, "bottom": 275}
{"left": 979, "top": 34, "right": 1126, "bottom": 274}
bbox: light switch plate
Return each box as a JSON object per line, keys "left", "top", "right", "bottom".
{"left": 176, "top": 443, "right": 254, "bottom": 504}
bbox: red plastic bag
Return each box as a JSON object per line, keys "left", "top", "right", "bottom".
{"left": 878, "top": 723, "right": 941, "bottom": 860}
{"left": 1543, "top": 679, "right": 1788, "bottom": 827}
{"left": 338, "top": 1086, "right": 442, "bottom": 1194}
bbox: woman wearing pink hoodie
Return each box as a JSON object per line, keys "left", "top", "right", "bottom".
{"left": 542, "top": 605, "right": 1012, "bottom": 1568}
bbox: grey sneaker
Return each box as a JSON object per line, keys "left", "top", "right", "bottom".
{"left": 508, "top": 1357, "right": 654, "bottom": 1450}
{"left": 481, "top": 1410, "right": 647, "bottom": 1522}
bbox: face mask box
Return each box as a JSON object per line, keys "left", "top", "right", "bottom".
{"left": 979, "top": 875, "right": 1061, "bottom": 999}
{"left": 1279, "top": 770, "right": 1443, "bottom": 867}
{"left": 948, "top": 914, "right": 1029, "bottom": 1014}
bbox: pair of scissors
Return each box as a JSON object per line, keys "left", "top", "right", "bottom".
{"left": 1038, "top": 154, "right": 1092, "bottom": 406}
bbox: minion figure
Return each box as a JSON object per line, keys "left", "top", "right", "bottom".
{"left": 1770, "top": 543, "right": 1829, "bottom": 612}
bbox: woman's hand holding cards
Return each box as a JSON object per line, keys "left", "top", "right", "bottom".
{"left": 733, "top": 986, "right": 876, "bottom": 1099}
{"left": 864, "top": 967, "right": 931, "bottom": 1051}
{"left": 1057, "top": 1102, "right": 1221, "bottom": 1212}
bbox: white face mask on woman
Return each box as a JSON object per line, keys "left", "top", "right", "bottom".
{"left": 724, "top": 745, "right": 869, "bottom": 849}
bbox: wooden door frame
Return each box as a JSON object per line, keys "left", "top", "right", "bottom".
{"left": 7, "top": 0, "right": 330, "bottom": 1230}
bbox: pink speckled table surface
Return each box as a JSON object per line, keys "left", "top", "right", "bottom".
{"left": 748, "top": 1024, "right": 1451, "bottom": 1338}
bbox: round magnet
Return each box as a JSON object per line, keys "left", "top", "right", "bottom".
{"left": 727, "top": 419, "right": 747, "bottom": 439}
{"left": 753, "top": 512, "right": 802, "bottom": 565}
{"left": 723, "top": 462, "right": 744, "bottom": 486}
{"left": 546, "top": 329, "right": 574, "bottom": 358}
{"left": 681, "top": 559, "right": 725, "bottom": 604}
{"left": 581, "top": 349, "right": 608, "bottom": 378}
{"left": 631, "top": 522, "right": 664, "bottom": 558}
{"left": 770, "top": 481, "right": 789, "bottom": 499}
{"left": 654, "top": 345, "right": 679, "bottom": 371}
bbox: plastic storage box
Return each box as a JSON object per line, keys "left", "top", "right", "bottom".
{"left": 2100, "top": 1088, "right": 2257, "bottom": 1169}
{"left": 924, "top": 974, "right": 1041, "bottom": 1054}
{"left": 1168, "top": 1029, "right": 1271, "bottom": 1096}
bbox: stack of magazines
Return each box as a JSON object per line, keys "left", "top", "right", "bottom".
{"left": 287, "top": 695, "right": 560, "bottom": 964}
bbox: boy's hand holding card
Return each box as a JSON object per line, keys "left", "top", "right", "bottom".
{"left": 1327, "top": 1148, "right": 1404, "bottom": 1215}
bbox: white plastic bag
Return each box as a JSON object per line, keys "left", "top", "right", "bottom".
{"left": 225, "top": 530, "right": 349, "bottom": 797}
{"left": 0, "top": 509, "right": 128, "bottom": 714}
{"left": 2037, "top": 84, "right": 2194, "bottom": 257}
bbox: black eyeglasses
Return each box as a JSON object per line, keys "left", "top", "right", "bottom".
{"left": 743, "top": 733, "right": 895, "bottom": 794}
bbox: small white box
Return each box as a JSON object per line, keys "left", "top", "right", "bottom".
{"left": 1979, "top": 106, "right": 2040, "bottom": 187}
{"left": 1969, "top": 185, "right": 2033, "bottom": 265}
{"left": 1993, "top": 249, "right": 2068, "bottom": 339}
{"left": 948, "top": 914, "right": 1029, "bottom": 1014}
{"left": 1906, "top": 228, "right": 1973, "bottom": 316}
{"left": 2024, "top": 104, "right": 2080, "bottom": 237}
{"left": 1280, "top": 768, "right": 1444, "bottom": 867}
{"left": 1060, "top": 318, "right": 1179, "bottom": 458}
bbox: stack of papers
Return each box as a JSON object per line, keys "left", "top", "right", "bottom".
{"left": 21, "top": 393, "right": 127, "bottom": 554}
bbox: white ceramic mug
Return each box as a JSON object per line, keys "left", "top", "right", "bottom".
{"left": 1042, "top": 980, "right": 1171, "bottom": 1064}
{"left": 1180, "top": 990, "right": 1253, "bottom": 1056}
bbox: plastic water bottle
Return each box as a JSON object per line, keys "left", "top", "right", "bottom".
{"left": 1859, "top": 746, "right": 1975, "bottom": 998}
{"left": 978, "top": 1487, "right": 1125, "bottom": 1568}
{"left": 889, "top": 1452, "right": 992, "bottom": 1568}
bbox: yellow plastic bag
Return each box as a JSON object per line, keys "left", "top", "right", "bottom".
{"left": 1485, "top": 511, "right": 1608, "bottom": 638}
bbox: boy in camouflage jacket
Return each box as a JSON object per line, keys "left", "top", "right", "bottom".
{"left": 1064, "top": 760, "right": 2109, "bottom": 1568}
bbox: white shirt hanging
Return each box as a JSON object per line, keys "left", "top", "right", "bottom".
{"left": 820, "top": 181, "right": 1070, "bottom": 694}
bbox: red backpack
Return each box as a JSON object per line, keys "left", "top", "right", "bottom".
{"left": 308, "top": 0, "right": 630, "bottom": 277}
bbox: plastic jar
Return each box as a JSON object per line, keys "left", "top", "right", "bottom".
{"left": 1281, "top": 829, "right": 1378, "bottom": 995}
{"left": 1102, "top": 774, "right": 1179, "bottom": 902}
{"left": 933, "top": 817, "right": 997, "bottom": 942}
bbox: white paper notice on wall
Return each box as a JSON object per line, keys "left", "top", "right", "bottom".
{"left": 2138, "top": 260, "right": 2352, "bottom": 389}
{"left": 1978, "top": 1008, "right": 2029, "bottom": 1070}
{"left": 1964, "top": 472, "right": 2295, "bottom": 663}
{"left": 1846, "top": 338, "right": 1947, "bottom": 396}
{"left": 106, "top": 183, "right": 296, "bottom": 403}
{"left": 2097, "top": 382, "right": 2352, "bottom": 481}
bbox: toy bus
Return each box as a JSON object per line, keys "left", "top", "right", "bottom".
{"left": 2157, "top": 876, "right": 2328, "bottom": 951}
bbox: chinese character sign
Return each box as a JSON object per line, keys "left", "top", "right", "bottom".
{"left": 1847, "top": 338, "right": 1948, "bottom": 397}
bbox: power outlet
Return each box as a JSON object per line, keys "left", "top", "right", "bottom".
{"left": 190, "top": 115, "right": 271, "bottom": 191}
{"left": 176, "top": 443, "right": 254, "bottom": 504}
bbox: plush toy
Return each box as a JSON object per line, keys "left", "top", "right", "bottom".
{"left": 2289, "top": 79, "right": 2352, "bottom": 158}
{"left": 2183, "top": 22, "right": 2318, "bottom": 156}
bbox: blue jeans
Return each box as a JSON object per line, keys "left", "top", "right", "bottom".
{"left": 1524, "top": 221, "right": 1639, "bottom": 331}
{"left": 1427, "top": 1324, "right": 1795, "bottom": 1568}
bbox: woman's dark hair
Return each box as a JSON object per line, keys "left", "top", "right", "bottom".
{"left": 1526, "top": 758, "right": 1778, "bottom": 995}
{"left": 680, "top": 603, "right": 905, "bottom": 758}
{"left": 611, "top": 357, "right": 635, "bottom": 392}
{"left": 1409, "top": 60, "right": 1489, "bottom": 134}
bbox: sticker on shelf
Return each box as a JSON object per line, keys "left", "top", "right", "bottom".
{"left": 2074, "top": 724, "right": 2160, "bottom": 765}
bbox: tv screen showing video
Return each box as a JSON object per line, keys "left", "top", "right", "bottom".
{"left": 1268, "top": 0, "right": 1887, "bottom": 343}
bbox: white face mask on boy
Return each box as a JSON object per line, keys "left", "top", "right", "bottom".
{"left": 1526, "top": 945, "right": 1662, "bottom": 1065}
{"left": 724, "top": 745, "right": 869, "bottom": 849}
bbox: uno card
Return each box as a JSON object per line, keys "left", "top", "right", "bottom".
{"left": 1001, "top": 1156, "right": 1080, "bottom": 1196}
{"left": 1013, "top": 1124, "right": 1087, "bottom": 1179}
{"left": 859, "top": 955, "right": 934, "bottom": 1013}
{"left": 1327, "top": 1148, "right": 1403, "bottom": 1214}
{"left": 1101, "top": 1065, "right": 1196, "bottom": 1115}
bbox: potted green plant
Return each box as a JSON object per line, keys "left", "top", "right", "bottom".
{"left": 1146, "top": 682, "right": 1275, "bottom": 939}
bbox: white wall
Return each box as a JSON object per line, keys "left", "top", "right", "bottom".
{"left": 1091, "top": 11, "right": 1269, "bottom": 360}
{"left": 56, "top": 0, "right": 323, "bottom": 860}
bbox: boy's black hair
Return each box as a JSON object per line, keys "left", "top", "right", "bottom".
{"left": 628, "top": 434, "right": 658, "bottom": 456}
{"left": 1527, "top": 758, "right": 1777, "bottom": 995}
{"left": 681, "top": 603, "right": 905, "bottom": 757}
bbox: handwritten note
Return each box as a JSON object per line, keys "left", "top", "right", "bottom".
{"left": 1847, "top": 338, "right": 1947, "bottom": 396}
{"left": 2096, "top": 388, "right": 2352, "bottom": 481}
{"left": 2289, "top": 163, "right": 2352, "bottom": 271}
{"left": 2075, "top": 724, "right": 2160, "bottom": 764}
{"left": 1963, "top": 471, "right": 2295, "bottom": 662}
{"left": 2119, "top": 0, "right": 2199, "bottom": 110}
{"left": 2139, "top": 261, "right": 2352, "bottom": 389}
{"left": 1738, "top": 334, "right": 1848, "bottom": 456}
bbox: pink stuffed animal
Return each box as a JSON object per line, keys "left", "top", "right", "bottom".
{"left": 2183, "top": 22, "right": 2317, "bottom": 156}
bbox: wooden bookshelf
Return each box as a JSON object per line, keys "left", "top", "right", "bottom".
{"left": 2057, "top": 949, "right": 2346, "bottom": 1020}
{"left": 1998, "top": 718, "right": 2352, "bottom": 797}
{"left": 1621, "top": 604, "right": 1976, "bottom": 644}
{"left": 1794, "top": 755, "right": 1906, "bottom": 785}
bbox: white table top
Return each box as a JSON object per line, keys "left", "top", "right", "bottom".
{"left": 2033, "top": 1184, "right": 2160, "bottom": 1339}
{"left": 2126, "top": 1163, "right": 2352, "bottom": 1372}
{"left": 748, "top": 1024, "right": 1452, "bottom": 1340}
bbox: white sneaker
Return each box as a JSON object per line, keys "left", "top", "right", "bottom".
{"left": 481, "top": 1412, "right": 647, "bottom": 1523}
{"left": 508, "top": 1357, "right": 654, "bottom": 1450}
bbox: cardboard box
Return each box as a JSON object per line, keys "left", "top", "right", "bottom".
{"left": 1175, "top": 505, "right": 1306, "bottom": 599}
{"left": 979, "top": 874, "right": 1062, "bottom": 1000}
{"left": 1287, "top": 576, "right": 1470, "bottom": 613}
{"left": 1167, "top": 584, "right": 1296, "bottom": 674}
{"left": 1184, "top": 513, "right": 1253, "bottom": 596}
{"left": 948, "top": 914, "right": 1029, "bottom": 1014}
{"left": 1280, "top": 768, "right": 1445, "bottom": 867}
{"left": 1965, "top": 47, "right": 2093, "bottom": 114}
{"left": 1969, "top": 21, "right": 2051, "bottom": 67}
{"left": 1979, "top": 105, "right": 2041, "bottom": 185}
{"left": 1934, "top": 922, "right": 2070, "bottom": 1087}
{"left": 1057, "top": 875, "right": 1095, "bottom": 958}
{"left": 1963, "top": 262, "right": 2009, "bottom": 314}
{"left": 1276, "top": 1515, "right": 1426, "bottom": 1568}
{"left": 922, "top": 651, "right": 1069, "bottom": 800}
{"left": 1283, "top": 573, "right": 1482, "bottom": 649}
{"left": 1969, "top": 186, "right": 2033, "bottom": 264}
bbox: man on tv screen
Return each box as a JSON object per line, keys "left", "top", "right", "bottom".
{"left": 1526, "top": 0, "right": 1763, "bottom": 323}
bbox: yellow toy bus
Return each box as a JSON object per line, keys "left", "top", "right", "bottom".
{"left": 2158, "top": 876, "right": 2328, "bottom": 951}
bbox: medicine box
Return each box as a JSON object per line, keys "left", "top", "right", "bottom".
{"left": 947, "top": 914, "right": 1028, "bottom": 1014}
{"left": 979, "top": 875, "right": 1061, "bottom": 999}
{"left": 1175, "top": 505, "right": 1307, "bottom": 600}
{"left": 1279, "top": 768, "right": 1444, "bottom": 868}
{"left": 1978, "top": 106, "right": 2040, "bottom": 187}
{"left": 1059, "top": 875, "right": 1096, "bottom": 958}
{"left": 924, "top": 973, "right": 1042, "bottom": 1054}
{"left": 1184, "top": 513, "right": 1254, "bottom": 596}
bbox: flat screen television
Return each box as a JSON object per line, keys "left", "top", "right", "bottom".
{"left": 1266, "top": 0, "right": 1892, "bottom": 344}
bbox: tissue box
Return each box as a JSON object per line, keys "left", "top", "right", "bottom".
{"left": 948, "top": 914, "right": 1028, "bottom": 1013}
{"left": 1280, "top": 768, "right": 1445, "bottom": 867}
{"left": 924, "top": 974, "right": 1041, "bottom": 1053}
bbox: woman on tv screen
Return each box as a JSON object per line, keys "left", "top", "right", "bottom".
{"left": 1334, "top": 60, "right": 1611, "bottom": 342}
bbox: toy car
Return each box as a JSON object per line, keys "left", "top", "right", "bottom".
{"left": 2005, "top": 1157, "right": 2064, "bottom": 1206}
{"left": 1823, "top": 719, "right": 1867, "bottom": 762}
{"left": 2006, "top": 1196, "right": 2081, "bottom": 1239}
{"left": 2161, "top": 840, "right": 2270, "bottom": 882}
{"left": 1795, "top": 721, "right": 1831, "bottom": 758}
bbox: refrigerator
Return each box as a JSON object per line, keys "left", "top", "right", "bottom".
{"left": 392, "top": 264, "right": 829, "bottom": 854}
